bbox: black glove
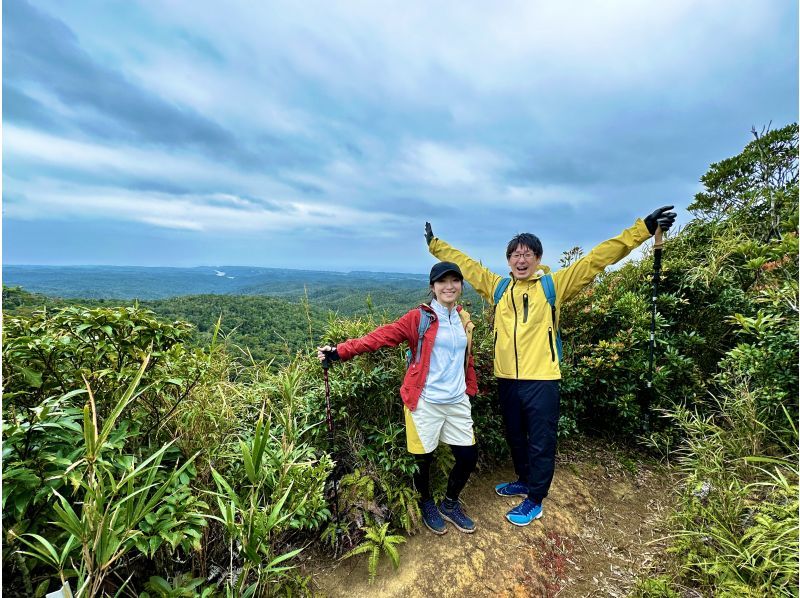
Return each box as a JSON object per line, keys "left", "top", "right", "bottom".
{"left": 424, "top": 222, "right": 434, "bottom": 246}
{"left": 320, "top": 347, "right": 340, "bottom": 362}
{"left": 644, "top": 205, "right": 677, "bottom": 235}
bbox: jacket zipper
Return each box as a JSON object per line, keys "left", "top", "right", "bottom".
{"left": 462, "top": 315, "right": 471, "bottom": 370}
{"left": 449, "top": 311, "right": 456, "bottom": 358}
{"left": 522, "top": 293, "right": 529, "bottom": 323}
{"left": 548, "top": 327, "right": 556, "bottom": 362}
{"left": 511, "top": 280, "right": 519, "bottom": 378}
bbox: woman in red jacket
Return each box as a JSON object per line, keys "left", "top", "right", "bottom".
{"left": 317, "top": 261, "right": 479, "bottom": 535}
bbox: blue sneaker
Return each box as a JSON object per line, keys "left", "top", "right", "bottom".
{"left": 495, "top": 480, "right": 528, "bottom": 497}
{"left": 506, "top": 498, "right": 543, "bottom": 526}
{"left": 420, "top": 499, "right": 447, "bottom": 535}
{"left": 439, "top": 499, "right": 476, "bottom": 533}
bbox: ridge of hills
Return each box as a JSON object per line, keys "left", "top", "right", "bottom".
{"left": 3, "top": 265, "right": 433, "bottom": 300}
{"left": 2, "top": 271, "right": 484, "bottom": 363}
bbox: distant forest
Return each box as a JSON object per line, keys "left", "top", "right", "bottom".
{"left": 3, "top": 276, "right": 483, "bottom": 364}
{"left": 4, "top": 265, "right": 440, "bottom": 300}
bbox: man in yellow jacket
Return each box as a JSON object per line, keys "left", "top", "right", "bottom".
{"left": 425, "top": 206, "right": 676, "bottom": 525}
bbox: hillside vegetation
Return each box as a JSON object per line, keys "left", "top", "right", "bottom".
{"left": 4, "top": 280, "right": 482, "bottom": 365}
{"left": 2, "top": 124, "right": 797, "bottom": 597}
{"left": 3, "top": 265, "right": 480, "bottom": 315}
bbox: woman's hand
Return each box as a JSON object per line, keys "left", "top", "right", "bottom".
{"left": 317, "top": 346, "right": 340, "bottom": 363}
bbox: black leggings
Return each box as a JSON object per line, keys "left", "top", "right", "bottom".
{"left": 413, "top": 444, "right": 478, "bottom": 502}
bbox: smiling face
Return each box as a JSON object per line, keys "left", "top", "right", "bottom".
{"left": 431, "top": 273, "right": 463, "bottom": 307}
{"left": 507, "top": 244, "right": 542, "bottom": 280}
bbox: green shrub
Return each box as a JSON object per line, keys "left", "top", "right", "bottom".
{"left": 660, "top": 381, "right": 798, "bottom": 596}
{"left": 13, "top": 359, "right": 201, "bottom": 597}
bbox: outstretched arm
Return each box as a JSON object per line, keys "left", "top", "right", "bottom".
{"left": 334, "top": 310, "right": 417, "bottom": 361}
{"left": 554, "top": 206, "right": 676, "bottom": 303}
{"left": 425, "top": 222, "right": 502, "bottom": 303}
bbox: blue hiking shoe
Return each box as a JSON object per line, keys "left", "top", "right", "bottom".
{"left": 420, "top": 499, "right": 447, "bottom": 535}
{"left": 439, "top": 499, "right": 476, "bottom": 533}
{"left": 506, "top": 498, "right": 543, "bottom": 526}
{"left": 495, "top": 480, "right": 528, "bottom": 497}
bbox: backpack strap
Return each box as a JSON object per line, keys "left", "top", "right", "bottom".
{"left": 406, "top": 307, "right": 435, "bottom": 367}
{"left": 540, "top": 273, "right": 562, "bottom": 362}
{"left": 493, "top": 277, "right": 512, "bottom": 305}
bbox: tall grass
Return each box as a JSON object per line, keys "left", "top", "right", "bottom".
{"left": 638, "top": 379, "right": 799, "bottom": 597}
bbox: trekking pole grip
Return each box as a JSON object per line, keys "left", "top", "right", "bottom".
{"left": 654, "top": 226, "right": 664, "bottom": 249}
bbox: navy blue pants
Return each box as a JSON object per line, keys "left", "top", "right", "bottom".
{"left": 498, "top": 379, "right": 560, "bottom": 503}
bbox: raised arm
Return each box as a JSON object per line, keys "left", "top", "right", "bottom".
{"left": 554, "top": 206, "right": 676, "bottom": 303}
{"left": 425, "top": 222, "right": 502, "bottom": 303}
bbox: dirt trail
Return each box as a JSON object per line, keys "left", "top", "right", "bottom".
{"left": 310, "top": 445, "right": 673, "bottom": 597}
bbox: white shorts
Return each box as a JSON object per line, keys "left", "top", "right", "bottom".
{"left": 404, "top": 395, "right": 475, "bottom": 454}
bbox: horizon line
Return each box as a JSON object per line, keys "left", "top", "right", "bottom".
{"left": 3, "top": 263, "right": 430, "bottom": 276}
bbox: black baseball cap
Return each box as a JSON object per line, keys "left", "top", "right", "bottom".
{"left": 429, "top": 261, "right": 464, "bottom": 284}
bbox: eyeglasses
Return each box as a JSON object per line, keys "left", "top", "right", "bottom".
{"left": 510, "top": 252, "right": 536, "bottom": 260}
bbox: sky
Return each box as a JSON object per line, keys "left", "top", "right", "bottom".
{"left": 3, "top": 0, "right": 798, "bottom": 273}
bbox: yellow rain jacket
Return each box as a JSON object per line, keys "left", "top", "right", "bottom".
{"left": 429, "top": 219, "right": 652, "bottom": 380}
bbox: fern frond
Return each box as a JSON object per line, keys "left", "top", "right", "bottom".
{"left": 383, "top": 543, "right": 401, "bottom": 569}
{"left": 368, "top": 546, "right": 380, "bottom": 583}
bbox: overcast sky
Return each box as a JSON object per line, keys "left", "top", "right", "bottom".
{"left": 3, "top": 0, "right": 797, "bottom": 273}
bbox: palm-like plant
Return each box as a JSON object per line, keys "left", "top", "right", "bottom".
{"left": 18, "top": 356, "right": 200, "bottom": 597}
{"left": 341, "top": 522, "right": 405, "bottom": 584}
{"left": 208, "top": 410, "right": 310, "bottom": 597}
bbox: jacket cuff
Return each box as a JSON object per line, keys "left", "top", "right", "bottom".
{"left": 633, "top": 218, "right": 651, "bottom": 242}
{"left": 335, "top": 343, "right": 350, "bottom": 361}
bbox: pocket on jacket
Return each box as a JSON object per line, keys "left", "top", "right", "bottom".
{"left": 522, "top": 293, "right": 529, "bottom": 323}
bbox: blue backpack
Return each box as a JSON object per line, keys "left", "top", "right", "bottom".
{"left": 493, "top": 274, "right": 562, "bottom": 362}
{"left": 405, "top": 308, "right": 435, "bottom": 367}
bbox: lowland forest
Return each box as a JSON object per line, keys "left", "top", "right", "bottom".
{"left": 3, "top": 124, "right": 798, "bottom": 597}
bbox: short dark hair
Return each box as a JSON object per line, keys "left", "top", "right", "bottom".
{"left": 506, "top": 233, "right": 543, "bottom": 259}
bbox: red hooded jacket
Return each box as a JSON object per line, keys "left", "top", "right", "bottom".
{"left": 336, "top": 304, "right": 478, "bottom": 411}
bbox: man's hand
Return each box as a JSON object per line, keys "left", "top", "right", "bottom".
{"left": 424, "top": 222, "right": 434, "bottom": 246}
{"left": 644, "top": 206, "right": 677, "bottom": 235}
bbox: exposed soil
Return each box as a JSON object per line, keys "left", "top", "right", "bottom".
{"left": 307, "top": 442, "right": 674, "bottom": 597}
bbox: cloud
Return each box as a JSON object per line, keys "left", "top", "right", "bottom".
{"left": 4, "top": 0, "right": 238, "bottom": 155}
{"left": 396, "top": 141, "right": 506, "bottom": 187}
{"left": 136, "top": 0, "right": 785, "bottom": 108}
{"left": 4, "top": 124, "right": 410, "bottom": 234}
{"left": 4, "top": 125, "right": 323, "bottom": 199}
{"left": 2, "top": 83, "right": 65, "bottom": 130}
{"left": 5, "top": 180, "right": 407, "bottom": 234}
{"left": 3, "top": 0, "right": 796, "bottom": 268}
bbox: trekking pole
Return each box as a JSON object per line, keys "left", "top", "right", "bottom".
{"left": 321, "top": 355, "right": 341, "bottom": 552}
{"left": 642, "top": 226, "right": 664, "bottom": 433}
